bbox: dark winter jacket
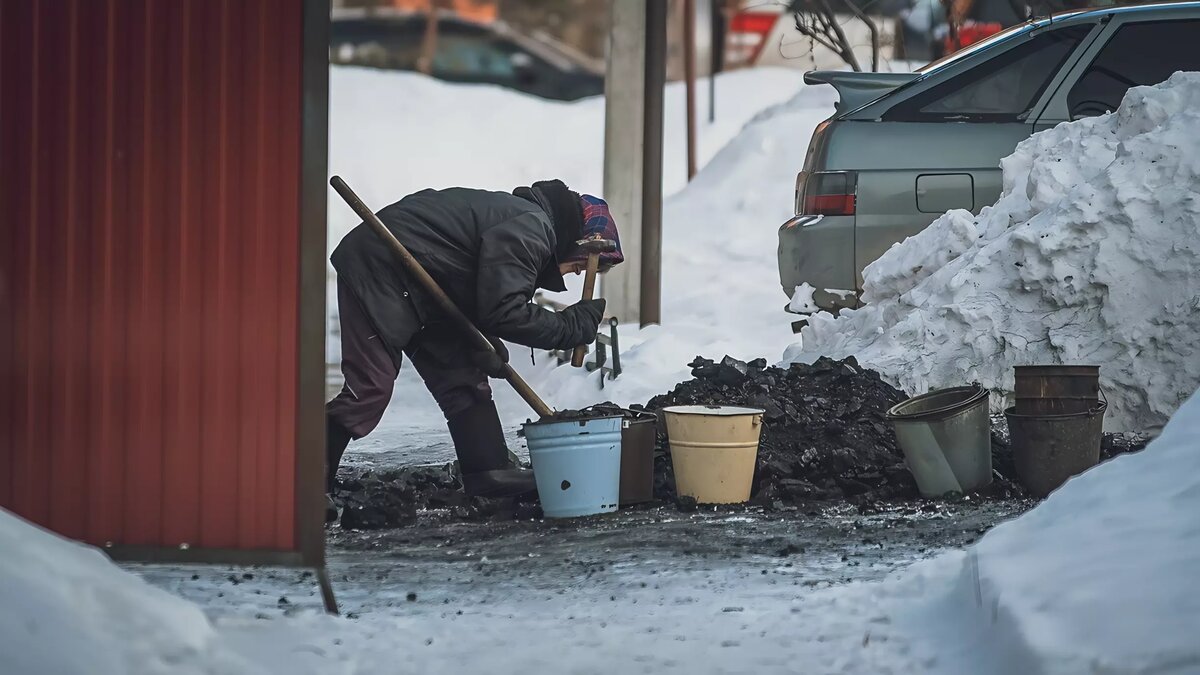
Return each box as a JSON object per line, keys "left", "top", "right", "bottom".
{"left": 330, "top": 187, "right": 590, "bottom": 364}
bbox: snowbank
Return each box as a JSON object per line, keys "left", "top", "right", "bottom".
{"left": 843, "top": 385, "right": 1200, "bottom": 673}
{"left": 0, "top": 510, "right": 258, "bottom": 675}
{"left": 787, "top": 72, "right": 1200, "bottom": 431}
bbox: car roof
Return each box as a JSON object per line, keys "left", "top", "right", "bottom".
{"left": 916, "top": 0, "right": 1200, "bottom": 74}
{"left": 1053, "top": 0, "right": 1200, "bottom": 21}
{"left": 843, "top": 1, "right": 1200, "bottom": 118}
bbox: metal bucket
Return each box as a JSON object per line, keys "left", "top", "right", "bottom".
{"left": 1006, "top": 400, "right": 1107, "bottom": 498}
{"left": 1014, "top": 365, "right": 1100, "bottom": 415}
{"left": 523, "top": 415, "right": 622, "bottom": 518}
{"left": 619, "top": 413, "right": 656, "bottom": 506}
{"left": 886, "top": 385, "right": 992, "bottom": 497}
{"left": 663, "top": 405, "right": 764, "bottom": 504}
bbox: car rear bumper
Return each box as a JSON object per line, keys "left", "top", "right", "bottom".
{"left": 777, "top": 214, "right": 859, "bottom": 312}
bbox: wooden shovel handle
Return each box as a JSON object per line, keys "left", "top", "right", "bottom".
{"left": 571, "top": 253, "right": 602, "bottom": 368}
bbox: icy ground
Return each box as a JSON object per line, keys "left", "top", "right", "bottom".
{"left": 126, "top": 501, "right": 1026, "bottom": 673}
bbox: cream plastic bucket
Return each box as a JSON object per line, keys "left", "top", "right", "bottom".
{"left": 663, "top": 405, "right": 764, "bottom": 504}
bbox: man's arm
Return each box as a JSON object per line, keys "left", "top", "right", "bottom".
{"left": 474, "top": 212, "right": 601, "bottom": 351}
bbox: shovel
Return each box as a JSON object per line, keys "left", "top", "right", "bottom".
{"left": 329, "top": 176, "right": 554, "bottom": 419}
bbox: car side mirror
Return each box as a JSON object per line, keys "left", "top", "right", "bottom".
{"left": 509, "top": 52, "right": 536, "bottom": 84}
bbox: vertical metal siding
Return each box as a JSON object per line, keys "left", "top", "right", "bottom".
{"left": 0, "top": 0, "right": 306, "bottom": 553}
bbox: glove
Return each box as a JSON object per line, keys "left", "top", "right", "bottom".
{"left": 469, "top": 335, "right": 510, "bottom": 378}
{"left": 562, "top": 298, "right": 607, "bottom": 347}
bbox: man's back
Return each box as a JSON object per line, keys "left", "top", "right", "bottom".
{"left": 330, "top": 187, "right": 557, "bottom": 358}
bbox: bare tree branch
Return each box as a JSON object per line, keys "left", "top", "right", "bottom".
{"left": 790, "top": 0, "right": 861, "bottom": 72}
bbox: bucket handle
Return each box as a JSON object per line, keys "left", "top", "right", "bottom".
{"left": 1093, "top": 385, "right": 1109, "bottom": 414}
{"left": 581, "top": 404, "right": 657, "bottom": 422}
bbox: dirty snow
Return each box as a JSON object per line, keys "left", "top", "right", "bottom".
{"left": 787, "top": 72, "right": 1200, "bottom": 432}
{"left": 788, "top": 282, "right": 819, "bottom": 314}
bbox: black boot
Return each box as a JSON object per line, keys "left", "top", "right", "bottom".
{"left": 447, "top": 400, "right": 537, "bottom": 498}
{"left": 326, "top": 415, "right": 353, "bottom": 494}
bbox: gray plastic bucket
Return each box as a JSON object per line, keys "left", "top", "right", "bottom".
{"left": 523, "top": 415, "right": 623, "bottom": 518}
{"left": 1006, "top": 400, "right": 1106, "bottom": 498}
{"left": 886, "top": 385, "right": 992, "bottom": 497}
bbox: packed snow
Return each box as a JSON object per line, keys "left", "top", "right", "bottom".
{"left": 786, "top": 72, "right": 1200, "bottom": 432}
{"left": 0, "top": 511, "right": 257, "bottom": 675}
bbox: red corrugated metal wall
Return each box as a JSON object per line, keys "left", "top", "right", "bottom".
{"left": 0, "top": 0, "right": 305, "bottom": 552}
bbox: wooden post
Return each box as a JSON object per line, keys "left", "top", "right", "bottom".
{"left": 601, "top": 0, "right": 648, "bottom": 326}
{"left": 417, "top": 0, "right": 443, "bottom": 75}
{"left": 683, "top": 0, "right": 698, "bottom": 181}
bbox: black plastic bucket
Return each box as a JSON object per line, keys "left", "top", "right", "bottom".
{"left": 1006, "top": 400, "right": 1107, "bottom": 498}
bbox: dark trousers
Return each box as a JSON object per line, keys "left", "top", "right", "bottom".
{"left": 325, "top": 279, "right": 491, "bottom": 439}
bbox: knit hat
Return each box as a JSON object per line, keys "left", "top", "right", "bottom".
{"left": 565, "top": 194, "right": 624, "bottom": 268}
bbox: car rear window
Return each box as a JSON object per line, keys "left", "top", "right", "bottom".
{"left": 886, "top": 25, "right": 1092, "bottom": 123}
{"left": 1067, "top": 19, "right": 1200, "bottom": 119}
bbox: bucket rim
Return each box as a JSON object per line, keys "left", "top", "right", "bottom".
{"left": 1004, "top": 400, "right": 1108, "bottom": 420}
{"left": 886, "top": 384, "right": 988, "bottom": 421}
{"left": 662, "top": 405, "right": 765, "bottom": 416}
{"left": 522, "top": 413, "right": 625, "bottom": 428}
{"left": 1013, "top": 364, "right": 1101, "bottom": 374}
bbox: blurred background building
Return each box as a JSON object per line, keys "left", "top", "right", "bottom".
{"left": 328, "top": 0, "right": 1163, "bottom": 102}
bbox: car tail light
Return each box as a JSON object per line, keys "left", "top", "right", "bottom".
{"left": 730, "top": 11, "right": 777, "bottom": 35}
{"left": 797, "top": 171, "right": 857, "bottom": 217}
{"left": 726, "top": 11, "right": 777, "bottom": 67}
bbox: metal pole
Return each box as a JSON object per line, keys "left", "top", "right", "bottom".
{"left": 641, "top": 0, "right": 667, "bottom": 326}
{"left": 683, "top": 0, "right": 698, "bottom": 181}
{"left": 710, "top": 0, "right": 723, "bottom": 123}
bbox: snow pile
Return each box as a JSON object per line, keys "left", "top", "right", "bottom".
{"left": 786, "top": 72, "right": 1200, "bottom": 431}
{"left": 500, "top": 81, "right": 842, "bottom": 411}
{"left": 0, "top": 510, "right": 257, "bottom": 675}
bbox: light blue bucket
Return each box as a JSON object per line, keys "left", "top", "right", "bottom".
{"left": 523, "top": 415, "right": 623, "bottom": 518}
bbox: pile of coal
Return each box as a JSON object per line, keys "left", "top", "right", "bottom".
{"left": 330, "top": 465, "right": 541, "bottom": 530}
{"left": 645, "top": 355, "right": 920, "bottom": 506}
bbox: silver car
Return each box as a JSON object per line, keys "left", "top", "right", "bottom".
{"left": 778, "top": 2, "right": 1200, "bottom": 313}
